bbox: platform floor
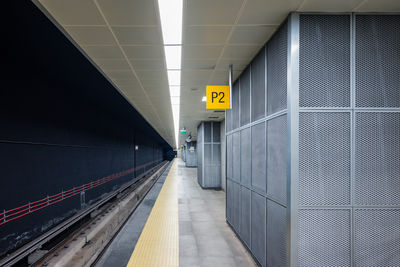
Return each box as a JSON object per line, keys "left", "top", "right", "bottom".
{"left": 98, "top": 159, "right": 256, "bottom": 267}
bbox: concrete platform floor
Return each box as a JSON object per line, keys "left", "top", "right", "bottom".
{"left": 177, "top": 159, "right": 256, "bottom": 267}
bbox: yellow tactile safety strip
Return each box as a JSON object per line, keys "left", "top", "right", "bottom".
{"left": 127, "top": 161, "right": 179, "bottom": 267}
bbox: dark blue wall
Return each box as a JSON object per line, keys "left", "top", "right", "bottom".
{"left": 0, "top": 1, "right": 171, "bottom": 255}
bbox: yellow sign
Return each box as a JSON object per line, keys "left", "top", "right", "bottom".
{"left": 206, "top": 85, "right": 230, "bottom": 109}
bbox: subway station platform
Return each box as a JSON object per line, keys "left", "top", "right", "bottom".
{"left": 96, "top": 159, "right": 256, "bottom": 267}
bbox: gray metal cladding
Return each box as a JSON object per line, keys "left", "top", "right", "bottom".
{"left": 232, "top": 131, "right": 241, "bottom": 182}
{"left": 232, "top": 81, "right": 240, "bottom": 129}
{"left": 267, "top": 200, "right": 286, "bottom": 267}
{"left": 213, "top": 122, "right": 220, "bottom": 142}
{"left": 204, "top": 121, "right": 212, "bottom": 142}
{"left": 212, "top": 144, "right": 221, "bottom": 165}
{"left": 251, "top": 122, "right": 266, "bottom": 192}
{"left": 204, "top": 144, "right": 212, "bottom": 166}
{"left": 251, "top": 47, "right": 266, "bottom": 122}
{"left": 240, "top": 128, "right": 251, "bottom": 187}
{"left": 240, "top": 67, "right": 251, "bottom": 126}
{"left": 233, "top": 181, "right": 241, "bottom": 230}
{"left": 267, "top": 115, "right": 287, "bottom": 205}
{"left": 355, "top": 15, "right": 400, "bottom": 108}
{"left": 354, "top": 209, "right": 400, "bottom": 266}
{"left": 299, "top": 14, "right": 350, "bottom": 107}
{"left": 240, "top": 186, "right": 251, "bottom": 248}
{"left": 355, "top": 112, "right": 400, "bottom": 205}
{"left": 299, "top": 112, "right": 351, "bottom": 205}
{"left": 227, "top": 134, "right": 232, "bottom": 179}
{"left": 267, "top": 21, "right": 287, "bottom": 115}
{"left": 251, "top": 192, "right": 266, "bottom": 266}
{"left": 226, "top": 179, "right": 233, "bottom": 223}
{"left": 298, "top": 209, "right": 351, "bottom": 267}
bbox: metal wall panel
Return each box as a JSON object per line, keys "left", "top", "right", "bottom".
{"left": 251, "top": 122, "right": 266, "bottom": 192}
{"left": 354, "top": 209, "right": 400, "bottom": 266}
{"left": 227, "top": 134, "right": 232, "bottom": 179}
{"left": 355, "top": 15, "right": 400, "bottom": 108}
{"left": 227, "top": 179, "right": 233, "bottom": 224}
{"left": 355, "top": 112, "right": 400, "bottom": 205}
{"left": 240, "top": 67, "right": 251, "bottom": 126}
{"left": 232, "top": 81, "right": 240, "bottom": 129}
{"left": 240, "top": 186, "right": 251, "bottom": 248}
{"left": 267, "top": 21, "right": 287, "bottom": 115}
{"left": 233, "top": 181, "right": 241, "bottom": 231}
{"left": 251, "top": 47, "right": 266, "bottom": 122}
{"left": 267, "top": 200, "right": 286, "bottom": 267}
{"left": 204, "top": 121, "right": 212, "bottom": 143}
{"left": 213, "top": 122, "right": 220, "bottom": 142}
{"left": 299, "top": 15, "right": 350, "bottom": 107}
{"left": 232, "top": 131, "right": 241, "bottom": 182}
{"left": 251, "top": 192, "right": 266, "bottom": 266}
{"left": 241, "top": 128, "right": 251, "bottom": 187}
{"left": 298, "top": 209, "right": 351, "bottom": 267}
{"left": 267, "top": 115, "right": 287, "bottom": 205}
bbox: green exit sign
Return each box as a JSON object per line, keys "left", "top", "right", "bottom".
{"left": 180, "top": 129, "right": 187, "bottom": 135}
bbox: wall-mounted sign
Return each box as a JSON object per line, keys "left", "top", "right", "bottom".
{"left": 180, "top": 129, "right": 187, "bottom": 135}
{"left": 206, "top": 85, "right": 230, "bottom": 109}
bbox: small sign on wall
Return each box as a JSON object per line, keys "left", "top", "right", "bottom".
{"left": 206, "top": 85, "right": 230, "bottom": 109}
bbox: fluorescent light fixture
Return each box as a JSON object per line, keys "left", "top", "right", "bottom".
{"left": 202, "top": 96, "right": 207, "bottom": 102}
{"left": 167, "top": 70, "right": 181, "bottom": 86}
{"left": 158, "top": 0, "right": 183, "bottom": 45}
{"left": 169, "top": 86, "right": 180, "bottom": 97}
{"left": 164, "top": 46, "right": 181, "bottom": 69}
{"left": 171, "top": 96, "right": 180, "bottom": 105}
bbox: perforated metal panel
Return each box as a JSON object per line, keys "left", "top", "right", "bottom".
{"left": 299, "top": 15, "right": 350, "bottom": 107}
{"left": 213, "top": 122, "right": 220, "bottom": 142}
{"left": 251, "top": 47, "right": 266, "bottom": 122}
{"left": 356, "top": 15, "right": 400, "bottom": 108}
{"left": 232, "top": 81, "right": 240, "bottom": 129}
{"left": 233, "top": 132, "right": 240, "bottom": 182}
{"left": 354, "top": 209, "right": 400, "bottom": 267}
{"left": 226, "top": 179, "right": 233, "bottom": 224}
{"left": 267, "top": 200, "right": 286, "bottom": 267}
{"left": 233, "top": 181, "right": 241, "bottom": 231}
{"left": 355, "top": 112, "right": 400, "bottom": 205}
{"left": 204, "top": 144, "right": 212, "bottom": 166}
{"left": 227, "top": 134, "right": 232, "bottom": 179}
{"left": 240, "top": 67, "right": 251, "bottom": 126}
{"left": 267, "top": 21, "right": 287, "bottom": 115}
{"left": 241, "top": 128, "right": 251, "bottom": 187}
{"left": 299, "top": 112, "right": 351, "bottom": 205}
{"left": 240, "top": 186, "right": 251, "bottom": 248}
{"left": 251, "top": 192, "right": 266, "bottom": 266}
{"left": 204, "top": 121, "right": 212, "bottom": 142}
{"left": 267, "top": 114, "right": 287, "bottom": 205}
{"left": 298, "top": 209, "right": 351, "bottom": 267}
{"left": 226, "top": 108, "right": 232, "bottom": 132}
{"left": 251, "top": 122, "right": 266, "bottom": 192}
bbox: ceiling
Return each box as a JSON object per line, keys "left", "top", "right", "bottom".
{"left": 36, "top": 0, "right": 400, "bottom": 148}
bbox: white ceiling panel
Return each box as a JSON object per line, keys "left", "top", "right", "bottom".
{"left": 354, "top": 0, "right": 400, "bottom": 11}
{"left": 97, "top": 0, "right": 159, "bottom": 26}
{"left": 181, "top": 70, "right": 213, "bottom": 85}
{"left": 185, "top": 0, "right": 243, "bottom": 25}
{"left": 130, "top": 59, "right": 166, "bottom": 70}
{"left": 184, "top": 26, "right": 231, "bottom": 45}
{"left": 183, "top": 45, "right": 224, "bottom": 59}
{"left": 40, "top": 0, "right": 105, "bottom": 25}
{"left": 112, "top": 26, "right": 162, "bottom": 45}
{"left": 95, "top": 59, "right": 131, "bottom": 70}
{"left": 216, "top": 59, "right": 250, "bottom": 71}
{"left": 136, "top": 70, "right": 168, "bottom": 81}
{"left": 238, "top": 0, "right": 303, "bottom": 25}
{"left": 182, "top": 59, "right": 218, "bottom": 70}
{"left": 122, "top": 45, "right": 164, "bottom": 59}
{"left": 82, "top": 45, "right": 125, "bottom": 59}
{"left": 299, "top": 0, "right": 364, "bottom": 11}
{"left": 229, "top": 25, "right": 276, "bottom": 44}
{"left": 222, "top": 45, "right": 261, "bottom": 59}
{"left": 65, "top": 26, "right": 116, "bottom": 45}
{"left": 113, "top": 78, "right": 141, "bottom": 89}
{"left": 105, "top": 70, "right": 136, "bottom": 80}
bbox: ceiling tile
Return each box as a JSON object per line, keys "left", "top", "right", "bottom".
{"left": 299, "top": 0, "right": 364, "bottom": 11}
{"left": 94, "top": 59, "right": 130, "bottom": 70}
{"left": 112, "top": 78, "right": 141, "bottom": 88}
{"left": 97, "top": 0, "right": 158, "bottom": 25}
{"left": 123, "top": 45, "right": 164, "bottom": 59}
{"left": 82, "top": 45, "right": 124, "bottom": 59}
{"left": 229, "top": 25, "right": 276, "bottom": 44}
{"left": 186, "top": 0, "right": 243, "bottom": 25}
{"left": 238, "top": 0, "right": 302, "bottom": 25}
{"left": 222, "top": 45, "right": 261, "bottom": 59}
{"left": 136, "top": 70, "right": 167, "bottom": 81}
{"left": 182, "top": 70, "right": 213, "bottom": 85}
{"left": 184, "top": 26, "right": 231, "bottom": 44}
{"left": 130, "top": 59, "right": 166, "bottom": 70}
{"left": 106, "top": 70, "right": 136, "bottom": 80}
{"left": 39, "top": 0, "right": 105, "bottom": 25}
{"left": 215, "top": 59, "right": 250, "bottom": 71}
{"left": 112, "top": 26, "right": 162, "bottom": 45}
{"left": 183, "top": 45, "right": 224, "bottom": 59}
{"left": 354, "top": 0, "right": 400, "bottom": 11}
{"left": 65, "top": 26, "right": 116, "bottom": 45}
{"left": 182, "top": 59, "right": 218, "bottom": 70}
